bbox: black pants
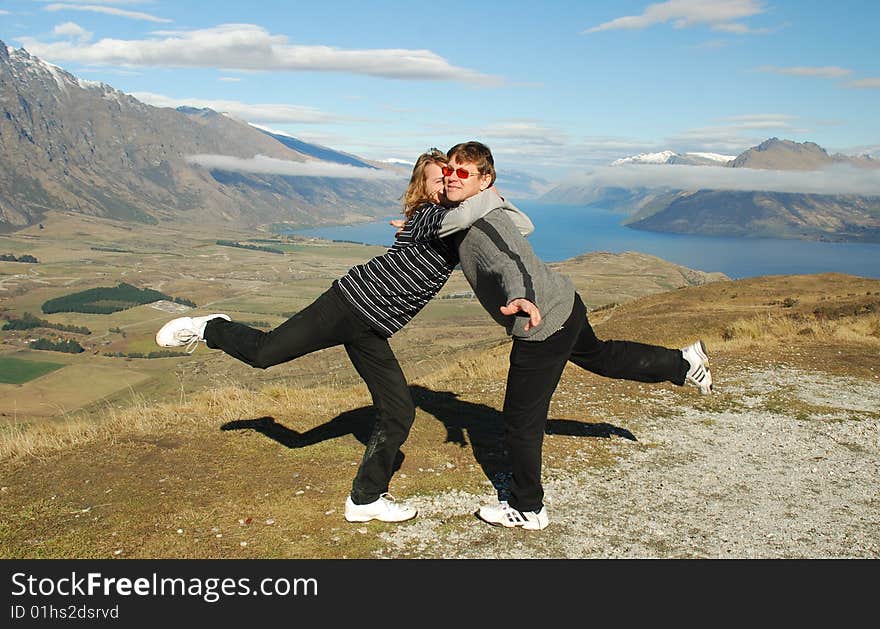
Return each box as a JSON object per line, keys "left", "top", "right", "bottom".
{"left": 203, "top": 287, "right": 415, "bottom": 505}
{"left": 504, "top": 293, "right": 688, "bottom": 512}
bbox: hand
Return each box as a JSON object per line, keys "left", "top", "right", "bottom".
{"left": 389, "top": 218, "right": 405, "bottom": 235}
{"left": 499, "top": 298, "right": 541, "bottom": 331}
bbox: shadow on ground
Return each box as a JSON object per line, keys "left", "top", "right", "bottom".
{"left": 220, "top": 384, "right": 636, "bottom": 500}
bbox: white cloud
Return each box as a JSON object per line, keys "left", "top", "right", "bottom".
{"left": 662, "top": 114, "right": 800, "bottom": 153}
{"left": 480, "top": 121, "right": 569, "bottom": 146}
{"left": 719, "top": 113, "right": 798, "bottom": 129}
{"left": 186, "top": 154, "right": 401, "bottom": 180}
{"left": 758, "top": 65, "right": 853, "bottom": 78}
{"left": 218, "top": 77, "right": 241, "bottom": 82}
{"left": 486, "top": 135, "right": 658, "bottom": 174}
{"left": 45, "top": 3, "right": 172, "bottom": 23}
{"left": 129, "top": 91, "right": 349, "bottom": 124}
{"left": 0, "top": 10, "right": 11, "bottom": 16}
{"left": 711, "top": 22, "right": 751, "bottom": 33}
{"left": 17, "top": 24, "right": 500, "bottom": 84}
{"left": 52, "top": 21, "right": 93, "bottom": 42}
{"left": 560, "top": 163, "right": 880, "bottom": 196}
{"left": 695, "top": 39, "right": 730, "bottom": 49}
{"left": 585, "top": 0, "right": 766, "bottom": 33}
{"left": 847, "top": 78, "right": 880, "bottom": 89}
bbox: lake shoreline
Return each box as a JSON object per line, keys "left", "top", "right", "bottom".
{"left": 281, "top": 203, "right": 880, "bottom": 280}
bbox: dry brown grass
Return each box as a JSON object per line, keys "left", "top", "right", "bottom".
{"left": 3, "top": 273, "right": 879, "bottom": 461}
{"left": 2, "top": 272, "right": 879, "bottom": 558}
{"left": 0, "top": 379, "right": 372, "bottom": 461}
{"left": 715, "top": 311, "right": 880, "bottom": 351}
{"left": 0, "top": 344, "right": 515, "bottom": 462}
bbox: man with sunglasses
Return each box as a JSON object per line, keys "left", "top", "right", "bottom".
{"left": 439, "top": 141, "right": 713, "bottom": 531}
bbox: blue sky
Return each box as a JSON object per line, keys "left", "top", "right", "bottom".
{"left": 1, "top": 0, "right": 878, "bottom": 180}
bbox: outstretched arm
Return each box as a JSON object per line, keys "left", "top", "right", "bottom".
{"left": 397, "top": 190, "right": 535, "bottom": 241}
{"left": 436, "top": 189, "right": 534, "bottom": 238}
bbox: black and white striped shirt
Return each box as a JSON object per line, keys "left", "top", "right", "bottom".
{"left": 333, "top": 203, "right": 457, "bottom": 337}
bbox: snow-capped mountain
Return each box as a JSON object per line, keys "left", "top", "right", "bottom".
{"left": 611, "top": 150, "right": 735, "bottom": 166}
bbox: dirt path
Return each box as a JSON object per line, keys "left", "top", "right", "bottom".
{"left": 377, "top": 360, "right": 880, "bottom": 558}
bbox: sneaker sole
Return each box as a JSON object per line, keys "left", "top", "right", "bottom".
{"left": 345, "top": 513, "right": 418, "bottom": 524}
{"left": 344, "top": 512, "right": 417, "bottom": 523}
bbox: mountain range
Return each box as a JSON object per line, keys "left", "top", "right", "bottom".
{"left": 0, "top": 41, "right": 409, "bottom": 231}
{"left": 541, "top": 138, "right": 880, "bottom": 242}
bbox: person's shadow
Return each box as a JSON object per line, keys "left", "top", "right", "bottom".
{"left": 220, "top": 407, "right": 407, "bottom": 473}
{"left": 408, "top": 385, "right": 636, "bottom": 500}
{"left": 220, "top": 385, "right": 636, "bottom": 500}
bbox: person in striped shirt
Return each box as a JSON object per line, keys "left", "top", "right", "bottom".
{"left": 155, "top": 149, "right": 531, "bottom": 524}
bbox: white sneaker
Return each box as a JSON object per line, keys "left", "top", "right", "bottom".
{"left": 344, "top": 493, "right": 417, "bottom": 523}
{"left": 682, "top": 339, "right": 713, "bottom": 394}
{"left": 476, "top": 501, "right": 549, "bottom": 530}
{"left": 155, "top": 314, "right": 230, "bottom": 353}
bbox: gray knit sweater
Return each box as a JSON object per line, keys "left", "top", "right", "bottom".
{"left": 454, "top": 207, "right": 575, "bottom": 342}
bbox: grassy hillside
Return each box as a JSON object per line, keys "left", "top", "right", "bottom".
{"left": 1, "top": 268, "right": 877, "bottom": 558}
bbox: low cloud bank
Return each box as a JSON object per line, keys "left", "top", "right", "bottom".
{"left": 560, "top": 164, "right": 880, "bottom": 196}
{"left": 186, "top": 154, "right": 401, "bottom": 180}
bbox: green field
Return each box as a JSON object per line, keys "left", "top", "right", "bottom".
{"left": 0, "top": 356, "right": 66, "bottom": 384}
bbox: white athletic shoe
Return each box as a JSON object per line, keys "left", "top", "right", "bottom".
{"left": 682, "top": 339, "right": 713, "bottom": 394}
{"left": 344, "top": 493, "right": 417, "bottom": 523}
{"left": 155, "top": 314, "right": 230, "bottom": 353}
{"left": 476, "top": 501, "right": 549, "bottom": 530}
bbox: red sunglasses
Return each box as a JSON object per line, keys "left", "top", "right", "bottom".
{"left": 441, "top": 166, "right": 482, "bottom": 179}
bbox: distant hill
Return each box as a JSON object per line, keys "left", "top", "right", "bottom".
{"left": 730, "top": 137, "right": 877, "bottom": 170}
{"left": 540, "top": 138, "right": 880, "bottom": 242}
{"left": 249, "top": 125, "right": 378, "bottom": 169}
{"left": 625, "top": 189, "right": 880, "bottom": 242}
{"left": 0, "top": 41, "right": 405, "bottom": 231}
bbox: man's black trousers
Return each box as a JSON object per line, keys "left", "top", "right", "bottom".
{"left": 503, "top": 293, "right": 689, "bottom": 513}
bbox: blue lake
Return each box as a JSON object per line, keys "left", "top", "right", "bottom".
{"left": 288, "top": 202, "right": 880, "bottom": 280}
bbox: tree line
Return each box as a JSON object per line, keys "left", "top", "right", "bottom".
{"left": 41, "top": 282, "right": 195, "bottom": 314}
{"left": 104, "top": 350, "right": 190, "bottom": 359}
{"left": 28, "top": 338, "right": 85, "bottom": 353}
{"left": 2, "top": 312, "right": 92, "bottom": 334}
{"left": 0, "top": 253, "right": 38, "bottom": 263}
{"left": 216, "top": 240, "right": 285, "bottom": 255}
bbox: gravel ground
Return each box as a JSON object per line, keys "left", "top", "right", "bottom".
{"left": 376, "top": 363, "right": 880, "bottom": 558}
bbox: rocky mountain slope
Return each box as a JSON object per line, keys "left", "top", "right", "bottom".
{"left": 0, "top": 42, "right": 404, "bottom": 231}
{"left": 625, "top": 189, "right": 880, "bottom": 241}
{"left": 730, "top": 137, "right": 877, "bottom": 170}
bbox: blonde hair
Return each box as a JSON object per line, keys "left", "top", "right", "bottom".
{"left": 402, "top": 148, "right": 448, "bottom": 218}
